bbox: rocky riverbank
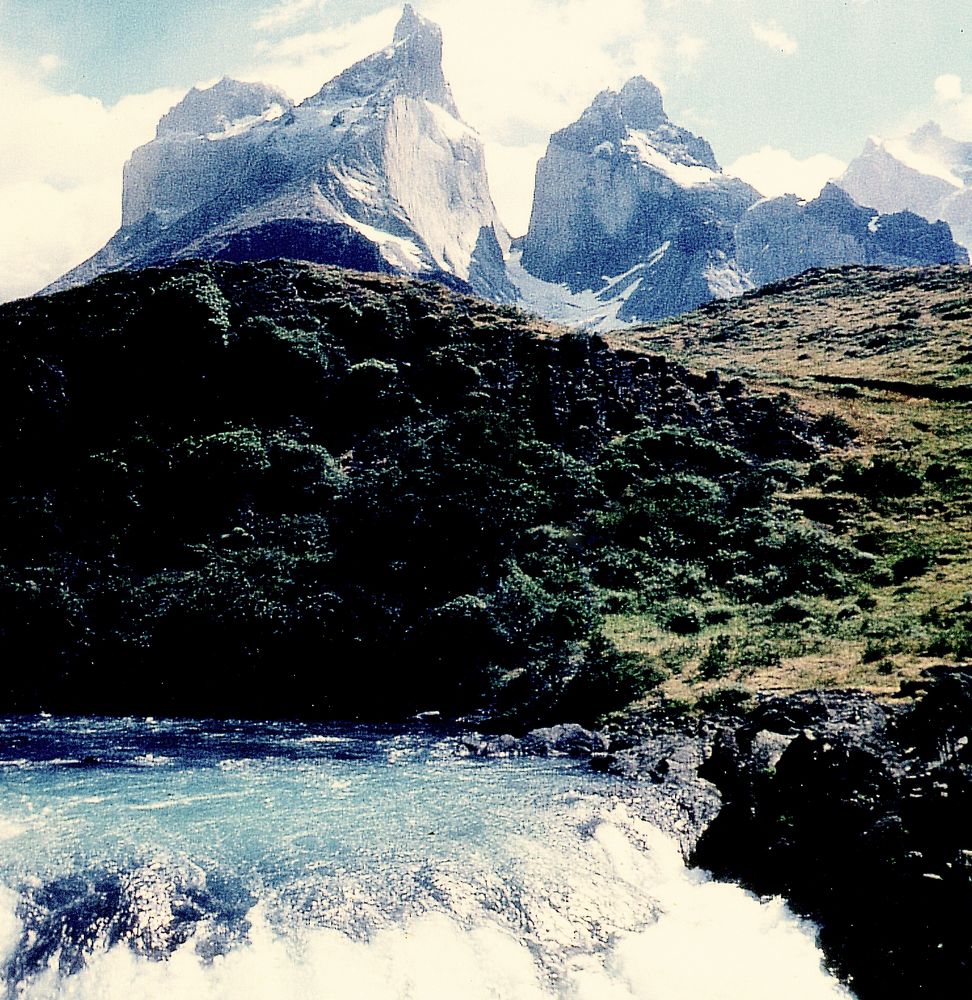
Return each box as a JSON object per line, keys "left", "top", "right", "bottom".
{"left": 692, "top": 669, "right": 971, "bottom": 998}
{"left": 462, "top": 666, "right": 972, "bottom": 997}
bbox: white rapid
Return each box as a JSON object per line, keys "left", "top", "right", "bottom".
{"left": 0, "top": 717, "right": 852, "bottom": 999}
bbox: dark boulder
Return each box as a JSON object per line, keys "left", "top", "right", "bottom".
{"left": 521, "top": 723, "right": 610, "bottom": 757}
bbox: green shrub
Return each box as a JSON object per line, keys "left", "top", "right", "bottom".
{"left": 698, "top": 634, "right": 733, "bottom": 679}
{"left": 813, "top": 412, "right": 858, "bottom": 445}
{"left": 665, "top": 605, "right": 703, "bottom": 635}
{"left": 891, "top": 548, "right": 935, "bottom": 583}
{"left": 697, "top": 686, "right": 754, "bottom": 714}
{"left": 862, "top": 639, "right": 889, "bottom": 663}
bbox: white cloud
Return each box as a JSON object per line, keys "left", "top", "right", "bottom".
{"left": 751, "top": 21, "right": 798, "bottom": 56}
{"left": 935, "top": 73, "right": 963, "bottom": 103}
{"left": 0, "top": 60, "right": 182, "bottom": 302}
{"left": 252, "top": 0, "right": 327, "bottom": 34}
{"left": 38, "top": 53, "right": 61, "bottom": 74}
{"left": 427, "top": 0, "right": 664, "bottom": 144}
{"left": 482, "top": 142, "right": 546, "bottom": 237}
{"left": 932, "top": 73, "right": 972, "bottom": 138}
{"left": 675, "top": 35, "right": 708, "bottom": 69}
{"left": 245, "top": 6, "right": 399, "bottom": 101}
{"left": 726, "top": 146, "right": 846, "bottom": 200}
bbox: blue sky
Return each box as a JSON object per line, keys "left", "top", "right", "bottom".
{"left": 1, "top": 0, "right": 970, "bottom": 301}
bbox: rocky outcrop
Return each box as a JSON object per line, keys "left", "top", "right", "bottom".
{"left": 45, "top": 7, "right": 513, "bottom": 302}
{"left": 557, "top": 669, "right": 971, "bottom": 996}
{"left": 683, "top": 673, "right": 972, "bottom": 998}
{"left": 459, "top": 723, "right": 609, "bottom": 759}
{"left": 736, "top": 183, "right": 968, "bottom": 287}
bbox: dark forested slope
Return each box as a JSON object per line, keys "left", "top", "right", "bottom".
{"left": 1, "top": 261, "right": 857, "bottom": 718}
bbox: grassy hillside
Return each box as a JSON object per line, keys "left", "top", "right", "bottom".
{"left": 612, "top": 264, "right": 972, "bottom": 706}
{"left": 0, "top": 260, "right": 859, "bottom": 721}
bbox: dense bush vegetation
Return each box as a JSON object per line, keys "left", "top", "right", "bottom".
{"left": 0, "top": 262, "right": 859, "bottom": 721}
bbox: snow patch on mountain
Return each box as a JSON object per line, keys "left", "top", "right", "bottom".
{"left": 205, "top": 104, "right": 287, "bottom": 141}
{"left": 704, "top": 255, "right": 752, "bottom": 299}
{"left": 340, "top": 216, "right": 425, "bottom": 271}
{"left": 623, "top": 131, "right": 719, "bottom": 187}
{"left": 507, "top": 249, "right": 648, "bottom": 331}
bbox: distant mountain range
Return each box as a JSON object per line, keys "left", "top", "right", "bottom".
{"left": 836, "top": 121, "right": 972, "bottom": 252}
{"left": 44, "top": 6, "right": 969, "bottom": 323}
{"left": 514, "top": 79, "right": 965, "bottom": 326}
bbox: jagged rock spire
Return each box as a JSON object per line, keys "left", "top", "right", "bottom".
{"left": 391, "top": 4, "right": 457, "bottom": 113}
{"left": 619, "top": 77, "right": 665, "bottom": 130}
{"left": 308, "top": 4, "right": 458, "bottom": 115}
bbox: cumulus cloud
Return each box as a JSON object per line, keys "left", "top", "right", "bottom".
{"left": 428, "top": 0, "right": 665, "bottom": 144}
{"left": 0, "top": 60, "right": 181, "bottom": 302}
{"left": 935, "top": 73, "right": 963, "bottom": 103}
{"left": 246, "top": 5, "right": 399, "bottom": 100}
{"left": 751, "top": 21, "right": 797, "bottom": 56}
{"left": 482, "top": 142, "right": 547, "bottom": 238}
{"left": 675, "top": 36, "right": 708, "bottom": 70}
{"left": 252, "top": 0, "right": 328, "bottom": 34}
{"left": 933, "top": 73, "right": 972, "bottom": 138}
{"left": 726, "top": 146, "right": 846, "bottom": 200}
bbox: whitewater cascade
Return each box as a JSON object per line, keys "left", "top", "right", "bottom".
{"left": 0, "top": 717, "right": 852, "bottom": 999}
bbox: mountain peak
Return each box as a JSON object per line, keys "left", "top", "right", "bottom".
{"left": 394, "top": 4, "right": 439, "bottom": 44}
{"left": 550, "top": 75, "right": 719, "bottom": 173}
{"left": 311, "top": 5, "right": 457, "bottom": 115}
{"left": 155, "top": 78, "right": 291, "bottom": 139}
{"left": 912, "top": 120, "right": 944, "bottom": 142}
{"left": 619, "top": 76, "right": 665, "bottom": 130}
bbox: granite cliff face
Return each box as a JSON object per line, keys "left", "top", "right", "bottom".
{"left": 121, "top": 78, "right": 294, "bottom": 231}
{"left": 45, "top": 6, "right": 513, "bottom": 301}
{"left": 838, "top": 122, "right": 972, "bottom": 251}
{"left": 514, "top": 78, "right": 760, "bottom": 325}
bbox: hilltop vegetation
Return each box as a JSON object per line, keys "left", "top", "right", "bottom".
{"left": 0, "top": 260, "right": 861, "bottom": 720}
{"left": 615, "top": 264, "right": 972, "bottom": 707}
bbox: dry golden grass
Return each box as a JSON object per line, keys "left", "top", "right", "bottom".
{"left": 605, "top": 264, "right": 972, "bottom": 704}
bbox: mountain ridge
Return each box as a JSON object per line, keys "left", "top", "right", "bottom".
{"left": 837, "top": 121, "right": 972, "bottom": 250}
{"left": 515, "top": 87, "right": 967, "bottom": 327}
{"left": 40, "top": 8, "right": 969, "bottom": 324}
